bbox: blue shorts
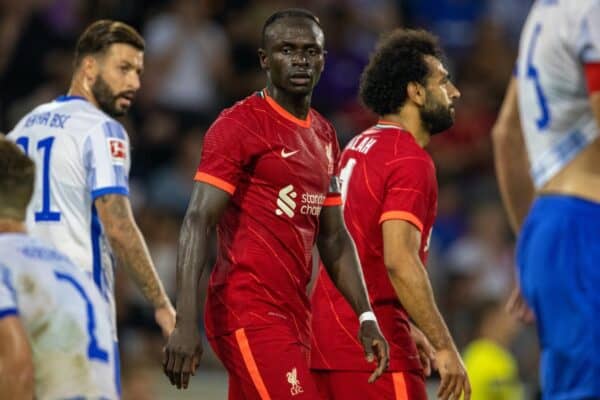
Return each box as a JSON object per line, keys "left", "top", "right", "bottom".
{"left": 517, "top": 195, "right": 600, "bottom": 400}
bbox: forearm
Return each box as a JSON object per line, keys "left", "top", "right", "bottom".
{"left": 107, "top": 224, "right": 169, "bottom": 309}
{"left": 174, "top": 211, "right": 212, "bottom": 325}
{"left": 318, "top": 228, "right": 372, "bottom": 316}
{"left": 387, "top": 257, "right": 454, "bottom": 351}
{"left": 0, "top": 367, "right": 33, "bottom": 399}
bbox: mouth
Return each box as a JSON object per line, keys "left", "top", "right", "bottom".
{"left": 289, "top": 72, "right": 312, "bottom": 85}
{"left": 117, "top": 92, "right": 135, "bottom": 107}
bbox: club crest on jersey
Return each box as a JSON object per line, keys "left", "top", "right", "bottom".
{"left": 108, "top": 138, "right": 127, "bottom": 163}
{"left": 286, "top": 368, "right": 304, "bottom": 396}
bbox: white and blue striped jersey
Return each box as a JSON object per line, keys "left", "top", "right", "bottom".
{"left": 0, "top": 233, "right": 119, "bottom": 399}
{"left": 517, "top": 0, "right": 600, "bottom": 188}
{"left": 7, "top": 96, "right": 130, "bottom": 334}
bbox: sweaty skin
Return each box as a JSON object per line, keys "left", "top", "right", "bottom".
{"left": 163, "top": 15, "right": 389, "bottom": 390}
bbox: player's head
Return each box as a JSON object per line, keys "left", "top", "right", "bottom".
{"left": 259, "top": 9, "right": 325, "bottom": 96}
{"left": 73, "top": 20, "right": 144, "bottom": 117}
{"left": 0, "top": 139, "right": 35, "bottom": 222}
{"left": 360, "top": 29, "right": 460, "bottom": 135}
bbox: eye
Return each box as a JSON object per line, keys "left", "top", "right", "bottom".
{"left": 307, "top": 48, "right": 318, "bottom": 57}
{"left": 282, "top": 47, "right": 292, "bottom": 55}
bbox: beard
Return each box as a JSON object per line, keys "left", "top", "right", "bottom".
{"left": 91, "top": 74, "right": 132, "bottom": 117}
{"left": 420, "top": 96, "right": 454, "bottom": 135}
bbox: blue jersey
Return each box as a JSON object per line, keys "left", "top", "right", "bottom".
{"left": 0, "top": 233, "right": 119, "bottom": 399}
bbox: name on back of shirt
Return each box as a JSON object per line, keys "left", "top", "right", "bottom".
{"left": 25, "top": 112, "right": 71, "bottom": 129}
{"left": 347, "top": 136, "right": 377, "bottom": 154}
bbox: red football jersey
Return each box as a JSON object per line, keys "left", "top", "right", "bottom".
{"left": 311, "top": 121, "right": 438, "bottom": 372}
{"left": 196, "top": 90, "right": 341, "bottom": 347}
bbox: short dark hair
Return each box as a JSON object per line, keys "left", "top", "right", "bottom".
{"left": 0, "top": 139, "right": 35, "bottom": 220}
{"left": 359, "top": 29, "right": 443, "bottom": 116}
{"left": 74, "top": 20, "right": 145, "bottom": 67}
{"left": 262, "top": 8, "right": 322, "bottom": 47}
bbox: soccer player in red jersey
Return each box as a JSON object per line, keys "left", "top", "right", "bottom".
{"left": 310, "top": 29, "right": 471, "bottom": 400}
{"left": 162, "top": 9, "right": 389, "bottom": 399}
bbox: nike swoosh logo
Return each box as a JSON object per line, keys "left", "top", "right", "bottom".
{"left": 281, "top": 149, "right": 299, "bottom": 158}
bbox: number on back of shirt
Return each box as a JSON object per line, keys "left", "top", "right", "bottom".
{"left": 15, "top": 136, "right": 61, "bottom": 221}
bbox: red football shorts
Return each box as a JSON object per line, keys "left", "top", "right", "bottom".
{"left": 208, "top": 325, "right": 322, "bottom": 400}
{"left": 311, "top": 369, "right": 427, "bottom": 400}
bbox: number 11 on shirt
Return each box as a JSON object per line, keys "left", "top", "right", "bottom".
{"left": 15, "top": 136, "right": 61, "bottom": 221}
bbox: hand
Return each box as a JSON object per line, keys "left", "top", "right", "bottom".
{"left": 409, "top": 322, "right": 436, "bottom": 376}
{"left": 162, "top": 323, "right": 202, "bottom": 389}
{"left": 155, "top": 303, "right": 176, "bottom": 337}
{"left": 506, "top": 286, "right": 535, "bottom": 324}
{"left": 358, "top": 320, "right": 390, "bottom": 383}
{"left": 435, "top": 348, "right": 471, "bottom": 400}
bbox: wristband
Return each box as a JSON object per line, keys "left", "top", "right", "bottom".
{"left": 358, "top": 311, "right": 377, "bottom": 325}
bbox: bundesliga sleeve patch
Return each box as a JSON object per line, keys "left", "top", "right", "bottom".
{"left": 108, "top": 138, "right": 127, "bottom": 163}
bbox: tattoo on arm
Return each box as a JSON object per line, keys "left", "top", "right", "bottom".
{"left": 96, "top": 194, "right": 168, "bottom": 308}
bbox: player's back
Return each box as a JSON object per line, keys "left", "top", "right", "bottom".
{"left": 0, "top": 233, "right": 119, "bottom": 399}
{"left": 517, "top": 0, "right": 600, "bottom": 198}
{"left": 6, "top": 96, "right": 129, "bottom": 296}
{"left": 311, "top": 122, "right": 437, "bottom": 372}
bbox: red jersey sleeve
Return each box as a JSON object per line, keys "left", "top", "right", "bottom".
{"left": 378, "top": 157, "right": 433, "bottom": 232}
{"left": 324, "top": 126, "right": 342, "bottom": 207}
{"left": 195, "top": 112, "right": 257, "bottom": 195}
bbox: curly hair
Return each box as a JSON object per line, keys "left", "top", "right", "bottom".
{"left": 359, "top": 29, "right": 443, "bottom": 116}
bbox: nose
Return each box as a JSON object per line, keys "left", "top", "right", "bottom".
{"left": 129, "top": 71, "right": 141, "bottom": 91}
{"left": 449, "top": 81, "right": 460, "bottom": 101}
{"left": 291, "top": 51, "right": 309, "bottom": 66}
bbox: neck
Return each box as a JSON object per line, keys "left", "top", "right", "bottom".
{"left": 265, "top": 83, "right": 311, "bottom": 120}
{"left": 68, "top": 76, "right": 99, "bottom": 109}
{"left": 381, "top": 107, "right": 430, "bottom": 148}
{"left": 0, "top": 219, "right": 26, "bottom": 234}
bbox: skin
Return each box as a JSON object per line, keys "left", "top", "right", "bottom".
{"left": 379, "top": 55, "right": 471, "bottom": 400}
{"left": 493, "top": 81, "right": 600, "bottom": 323}
{"left": 0, "top": 316, "right": 34, "bottom": 399}
{"left": 162, "top": 16, "right": 389, "bottom": 390}
{"left": 491, "top": 78, "right": 536, "bottom": 323}
{"left": 0, "top": 221, "right": 34, "bottom": 399}
{"left": 69, "top": 43, "right": 175, "bottom": 336}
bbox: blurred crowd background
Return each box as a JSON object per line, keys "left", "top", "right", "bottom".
{"left": 1, "top": 0, "right": 540, "bottom": 398}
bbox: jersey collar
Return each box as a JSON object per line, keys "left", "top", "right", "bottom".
{"left": 260, "top": 89, "right": 312, "bottom": 128}
{"left": 55, "top": 95, "right": 87, "bottom": 103}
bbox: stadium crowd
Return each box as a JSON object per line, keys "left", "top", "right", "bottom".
{"left": 0, "top": 0, "right": 539, "bottom": 398}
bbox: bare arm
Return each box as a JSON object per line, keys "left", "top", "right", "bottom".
{"left": 163, "top": 182, "right": 230, "bottom": 389}
{"left": 317, "top": 205, "right": 389, "bottom": 382}
{"left": 492, "top": 78, "right": 535, "bottom": 234}
{"left": 317, "top": 205, "right": 371, "bottom": 316}
{"left": 0, "top": 316, "right": 34, "bottom": 399}
{"left": 95, "top": 194, "right": 174, "bottom": 334}
{"left": 382, "top": 220, "right": 453, "bottom": 351}
{"left": 382, "top": 219, "right": 470, "bottom": 400}
{"left": 590, "top": 92, "right": 600, "bottom": 125}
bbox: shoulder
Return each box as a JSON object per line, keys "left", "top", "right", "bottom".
{"left": 209, "top": 93, "right": 264, "bottom": 136}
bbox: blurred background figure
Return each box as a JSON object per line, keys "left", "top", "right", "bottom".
{"left": 0, "top": 0, "right": 540, "bottom": 398}
{"left": 462, "top": 298, "right": 524, "bottom": 400}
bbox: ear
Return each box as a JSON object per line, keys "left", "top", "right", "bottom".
{"left": 258, "top": 48, "right": 268, "bottom": 70}
{"left": 407, "top": 81, "right": 426, "bottom": 107}
{"left": 81, "top": 55, "right": 99, "bottom": 84}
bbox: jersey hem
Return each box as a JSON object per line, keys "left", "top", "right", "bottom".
{"left": 379, "top": 211, "right": 424, "bottom": 232}
{"left": 194, "top": 171, "right": 236, "bottom": 195}
{"left": 0, "top": 308, "right": 18, "bottom": 319}
{"left": 91, "top": 186, "right": 129, "bottom": 200}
